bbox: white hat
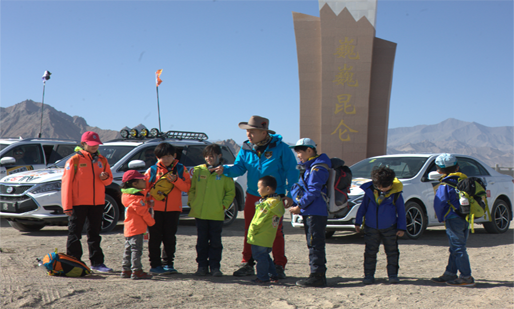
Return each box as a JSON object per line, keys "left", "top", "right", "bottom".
{"left": 289, "top": 138, "right": 317, "bottom": 149}
{"left": 435, "top": 153, "right": 458, "bottom": 168}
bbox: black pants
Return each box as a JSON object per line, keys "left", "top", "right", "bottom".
{"left": 66, "top": 205, "right": 104, "bottom": 266}
{"left": 363, "top": 225, "right": 399, "bottom": 277}
{"left": 195, "top": 218, "right": 223, "bottom": 270}
{"left": 148, "top": 211, "right": 180, "bottom": 268}
{"left": 303, "top": 215, "right": 327, "bottom": 274}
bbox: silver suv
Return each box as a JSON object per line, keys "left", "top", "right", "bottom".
{"left": 0, "top": 138, "right": 79, "bottom": 177}
{"left": 0, "top": 129, "right": 246, "bottom": 233}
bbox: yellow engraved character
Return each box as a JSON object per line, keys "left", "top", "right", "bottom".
{"left": 334, "top": 37, "right": 360, "bottom": 60}
{"left": 331, "top": 120, "right": 358, "bottom": 142}
{"left": 333, "top": 64, "right": 359, "bottom": 87}
{"left": 335, "top": 94, "right": 356, "bottom": 115}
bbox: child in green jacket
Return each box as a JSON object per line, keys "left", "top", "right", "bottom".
{"left": 247, "top": 175, "right": 285, "bottom": 284}
{"left": 188, "top": 144, "right": 236, "bottom": 277}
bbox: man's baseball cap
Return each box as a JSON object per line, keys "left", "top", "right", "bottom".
{"left": 122, "top": 170, "right": 146, "bottom": 183}
{"left": 289, "top": 138, "right": 317, "bottom": 149}
{"left": 238, "top": 116, "right": 275, "bottom": 134}
{"left": 435, "top": 153, "right": 458, "bottom": 168}
{"left": 81, "top": 131, "right": 102, "bottom": 146}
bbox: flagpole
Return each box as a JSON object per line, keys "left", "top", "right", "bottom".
{"left": 156, "top": 85, "right": 162, "bottom": 132}
{"left": 38, "top": 81, "right": 46, "bottom": 138}
{"left": 39, "top": 71, "right": 51, "bottom": 138}
{"left": 155, "top": 69, "right": 163, "bottom": 132}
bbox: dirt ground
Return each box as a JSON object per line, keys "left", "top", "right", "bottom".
{"left": 1, "top": 213, "right": 513, "bottom": 309}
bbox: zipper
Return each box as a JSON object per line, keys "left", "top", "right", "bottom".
{"left": 89, "top": 153, "right": 96, "bottom": 205}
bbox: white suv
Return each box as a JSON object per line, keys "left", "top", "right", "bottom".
{"left": 0, "top": 129, "right": 246, "bottom": 233}
{"left": 0, "top": 138, "right": 79, "bottom": 177}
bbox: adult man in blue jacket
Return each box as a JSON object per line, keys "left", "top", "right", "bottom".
{"left": 215, "top": 116, "right": 298, "bottom": 278}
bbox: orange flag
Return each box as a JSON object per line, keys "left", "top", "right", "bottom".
{"left": 156, "top": 69, "right": 163, "bottom": 87}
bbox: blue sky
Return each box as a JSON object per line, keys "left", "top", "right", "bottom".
{"left": 1, "top": 0, "right": 512, "bottom": 144}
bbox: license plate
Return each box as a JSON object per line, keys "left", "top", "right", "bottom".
{"left": 1, "top": 202, "right": 17, "bottom": 212}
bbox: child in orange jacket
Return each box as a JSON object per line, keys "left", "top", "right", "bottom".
{"left": 120, "top": 170, "right": 155, "bottom": 280}
{"left": 145, "top": 143, "right": 191, "bottom": 275}
{"left": 62, "top": 131, "right": 113, "bottom": 273}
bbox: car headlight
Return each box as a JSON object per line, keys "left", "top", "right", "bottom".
{"left": 29, "top": 181, "right": 62, "bottom": 194}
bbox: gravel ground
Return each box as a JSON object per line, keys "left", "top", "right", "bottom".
{"left": 1, "top": 214, "right": 513, "bottom": 309}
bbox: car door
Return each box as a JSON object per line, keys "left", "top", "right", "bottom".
{"left": 418, "top": 158, "right": 440, "bottom": 224}
{"left": 2, "top": 144, "right": 46, "bottom": 175}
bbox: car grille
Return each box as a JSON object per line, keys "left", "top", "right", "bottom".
{"left": 0, "top": 195, "right": 38, "bottom": 213}
{"left": 0, "top": 184, "right": 33, "bottom": 195}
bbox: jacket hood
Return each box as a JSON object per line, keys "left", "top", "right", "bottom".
{"left": 300, "top": 153, "right": 331, "bottom": 170}
{"left": 440, "top": 172, "right": 467, "bottom": 187}
{"left": 361, "top": 177, "right": 403, "bottom": 197}
{"left": 242, "top": 134, "right": 283, "bottom": 151}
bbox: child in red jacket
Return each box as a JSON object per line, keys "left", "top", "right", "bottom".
{"left": 120, "top": 170, "right": 155, "bottom": 280}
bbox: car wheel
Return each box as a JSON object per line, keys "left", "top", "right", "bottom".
{"left": 8, "top": 221, "right": 45, "bottom": 232}
{"left": 223, "top": 198, "right": 238, "bottom": 227}
{"left": 483, "top": 199, "right": 511, "bottom": 234}
{"left": 101, "top": 195, "right": 120, "bottom": 233}
{"left": 325, "top": 230, "right": 335, "bottom": 239}
{"left": 83, "top": 195, "right": 120, "bottom": 234}
{"left": 404, "top": 201, "right": 427, "bottom": 240}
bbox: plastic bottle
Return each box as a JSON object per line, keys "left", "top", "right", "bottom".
{"left": 459, "top": 194, "right": 470, "bottom": 214}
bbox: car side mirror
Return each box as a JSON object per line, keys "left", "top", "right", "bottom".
{"left": 0, "top": 157, "right": 16, "bottom": 166}
{"left": 128, "top": 160, "right": 146, "bottom": 170}
{"left": 428, "top": 171, "right": 441, "bottom": 181}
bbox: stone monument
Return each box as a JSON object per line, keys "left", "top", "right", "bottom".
{"left": 293, "top": 0, "right": 396, "bottom": 165}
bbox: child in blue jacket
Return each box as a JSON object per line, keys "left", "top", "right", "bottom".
{"left": 354, "top": 166, "right": 406, "bottom": 284}
{"left": 289, "top": 138, "right": 331, "bottom": 287}
{"left": 430, "top": 153, "right": 475, "bottom": 287}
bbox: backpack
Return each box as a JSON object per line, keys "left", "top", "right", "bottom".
{"left": 443, "top": 177, "right": 491, "bottom": 233}
{"left": 148, "top": 164, "right": 185, "bottom": 201}
{"left": 312, "top": 158, "right": 353, "bottom": 215}
{"left": 38, "top": 251, "right": 91, "bottom": 277}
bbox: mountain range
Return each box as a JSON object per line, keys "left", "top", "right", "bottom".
{"left": 1, "top": 100, "right": 513, "bottom": 167}
{"left": 386, "top": 118, "right": 513, "bottom": 167}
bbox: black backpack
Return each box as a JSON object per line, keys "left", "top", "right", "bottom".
{"left": 312, "top": 158, "right": 353, "bottom": 215}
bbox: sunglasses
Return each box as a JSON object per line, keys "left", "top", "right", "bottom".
{"left": 14, "top": 151, "right": 24, "bottom": 155}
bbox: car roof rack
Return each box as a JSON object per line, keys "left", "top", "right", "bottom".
{"left": 113, "top": 130, "right": 209, "bottom": 142}
{"left": 0, "top": 137, "right": 79, "bottom": 143}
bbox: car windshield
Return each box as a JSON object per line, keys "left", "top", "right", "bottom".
{"left": 54, "top": 145, "right": 137, "bottom": 168}
{"left": 350, "top": 156, "right": 429, "bottom": 179}
{"left": 0, "top": 143, "right": 9, "bottom": 151}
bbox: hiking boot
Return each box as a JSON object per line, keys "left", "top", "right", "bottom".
{"left": 296, "top": 273, "right": 327, "bottom": 287}
{"left": 91, "top": 264, "right": 113, "bottom": 273}
{"left": 163, "top": 265, "right": 178, "bottom": 274}
{"left": 275, "top": 265, "right": 286, "bottom": 279}
{"left": 150, "top": 266, "right": 171, "bottom": 275}
{"left": 210, "top": 268, "right": 223, "bottom": 277}
{"left": 270, "top": 276, "right": 279, "bottom": 283}
{"left": 120, "top": 270, "right": 131, "bottom": 278}
{"left": 389, "top": 276, "right": 400, "bottom": 284}
{"left": 194, "top": 267, "right": 209, "bottom": 276}
{"left": 131, "top": 270, "right": 153, "bottom": 280}
{"left": 431, "top": 273, "right": 458, "bottom": 283}
{"left": 251, "top": 278, "right": 271, "bottom": 284}
{"left": 233, "top": 264, "right": 255, "bottom": 277}
{"left": 362, "top": 275, "right": 375, "bottom": 285}
{"left": 446, "top": 276, "right": 475, "bottom": 287}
